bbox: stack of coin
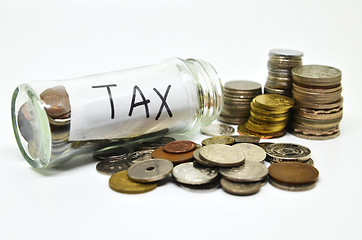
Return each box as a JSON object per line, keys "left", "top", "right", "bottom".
{"left": 290, "top": 65, "right": 343, "bottom": 140}
{"left": 219, "top": 80, "right": 262, "bottom": 125}
{"left": 265, "top": 49, "right": 303, "bottom": 97}
{"left": 239, "top": 94, "right": 294, "bottom": 138}
{"left": 264, "top": 143, "right": 314, "bottom": 165}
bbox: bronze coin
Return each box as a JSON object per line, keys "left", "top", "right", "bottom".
{"left": 40, "top": 85, "right": 71, "bottom": 119}
{"left": 152, "top": 146, "right": 196, "bottom": 164}
{"left": 268, "top": 162, "right": 319, "bottom": 185}
{"left": 163, "top": 140, "right": 196, "bottom": 153}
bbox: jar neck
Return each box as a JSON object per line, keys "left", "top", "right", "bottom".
{"left": 183, "top": 58, "right": 223, "bottom": 127}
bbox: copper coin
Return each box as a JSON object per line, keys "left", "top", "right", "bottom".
{"left": 163, "top": 140, "right": 196, "bottom": 153}
{"left": 268, "top": 162, "right": 319, "bottom": 185}
{"left": 40, "top": 85, "right": 71, "bottom": 119}
{"left": 151, "top": 146, "right": 196, "bottom": 164}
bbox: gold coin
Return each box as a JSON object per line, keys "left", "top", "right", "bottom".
{"left": 245, "top": 120, "right": 286, "bottom": 133}
{"left": 249, "top": 113, "right": 289, "bottom": 125}
{"left": 202, "top": 136, "right": 235, "bottom": 146}
{"left": 253, "top": 94, "right": 294, "bottom": 111}
{"left": 109, "top": 170, "right": 158, "bottom": 194}
{"left": 250, "top": 103, "right": 290, "bottom": 116}
{"left": 237, "top": 123, "right": 286, "bottom": 139}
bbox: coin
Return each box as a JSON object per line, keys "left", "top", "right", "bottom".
{"left": 264, "top": 143, "right": 311, "bottom": 162}
{"left": 178, "top": 181, "right": 220, "bottom": 193}
{"left": 135, "top": 137, "right": 176, "bottom": 151}
{"left": 127, "top": 159, "right": 173, "bottom": 183}
{"left": 96, "top": 157, "right": 131, "bottom": 175}
{"left": 93, "top": 146, "right": 129, "bottom": 161}
{"left": 200, "top": 123, "right": 235, "bottom": 136}
{"left": 252, "top": 94, "right": 294, "bottom": 111}
{"left": 109, "top": 170, "right": 158, "bottom": 194}
{"left": 290, "top": 130, "right": 340, "bottom": 140}
{"left": 18, "top": 102, "right": 35, "bottom": 142}
{"left": 163, "top": 140, "right": 196, "bottom": 153}
{"left": 220, "top": 178, "right": 261, "bottom": 196}
{"left": 232, "top": 143, "right": 266, "bottom": 163}
{"left": 199, "top": 144, "right": 245, "bottom": 167}
{"left": 172, "top": 162, "right": 218, "bottom": 185}
{"left": 40, "top": 85, "right": 71, "bottom": 119}
{"left": 218, "top": 115, "right": 249, "bottom": 125}
{"left": 269, "top": 177, "right": 316, "bottom": 191}
{"left": 151, "top": 146, "right": 196, "bottom": 164}
{"left": 219, "top": 161, "right": 268, "bottom": 182}
{"left": 292, "top": 65, "right": 342, "bottom": 86}
{"left": 192, "top": 148, "right": 215, "bottom": 167}
{"left": 231, "top": 135, "right": 260, "bottom": 144}
{"left": 269, "top": 48, "right": 304, "bottom": 58}
{"left": 224, "top": 80, "right": 262, "bottom": 92}
{"left": 201, "top": 136, "right": 235, "bottom": 146}
{"left": 127, "top": 150, "right": 154, "bottom": 165}
{"left": 268, "top": 162, "right": 319, "bottom": 185}
{"left": 258, "top": 142, "right": 274, "bottom": 151}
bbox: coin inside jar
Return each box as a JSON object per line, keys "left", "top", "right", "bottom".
{"left": 220, "top": 178, "right": 262, "bottom": 196}
{"left": 172, "top": 162, "right": 218, "bottom": 185}
{"left": 163, "top": 140, "right": 196, "bottom": 153}
{"left": 232, "top": 143, "right": 266, "bottom": 163}
{"left": 127, "top": 159, "right": 173, "bottom": 183}
{"left": 201, "top": 136, "right": 235, "bottom": 146}
{"left": 200, "top": 123, "right": 235, "bottom": 136}
{"left": 199, "top": 144, "right": 245, "bottom": 167}
{"left": 219, "top": 161, "right": 268, "bottom": 182}
{"left": 109, "top": 170, "right": 158, "bottom": 194}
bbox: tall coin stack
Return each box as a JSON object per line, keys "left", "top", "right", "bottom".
{"left": 290, "top": 65, "right": 343, "bottom": 140}
{"left": 239, "top": 94, "right": 294, "bottom": 139}
{"left": 265, "top": 49, "right": 303, "bottom": 97}
{"left": 218, "top": 80, "right": 262, "bottom": 125}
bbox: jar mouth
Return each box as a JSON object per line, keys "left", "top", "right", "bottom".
{"left": 11, "top": 84, "right": 51, "bottom": 168}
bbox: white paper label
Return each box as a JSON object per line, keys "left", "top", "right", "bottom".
{"left": 64, "top": 64, "right": 198, "bottom": 141}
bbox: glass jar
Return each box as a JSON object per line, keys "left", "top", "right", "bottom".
{"left": 11, "top": 58, "right": 223, "bottom": 168}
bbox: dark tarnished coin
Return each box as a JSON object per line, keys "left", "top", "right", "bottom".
{"left": 219, "top": 161, "right": 268, "bottom": 182}
{"left": 258, "top": 142, "right": 274, "bottom": 151}
{"left": 201, "top": 136, "right": 235, "bottom": 146}
{"left": 220, "top": 178, "right": 261, "bottom": 196}
{"left": 127, "top": 150, "right": 153, "bottom": 165}
{"left": 172, "top": 162, "right": 218, "bottom": 185}
{"left": 269, "top": 177, "right": 316, "bottom": 191}
{"left": 93, "top": 146, "right": 129, "bottom": 161}
{"left": 151, "top": 146, "right": 196, "bottom": 164}
{"left": 200, "top": 123, "right": 235, "bottom": 136}
{"left": 18, "top": 102, "right": 35, "bottom": 142}
{"left": 40, "top": 85, "right": 71, "bottom": 119}
{"left": 96, "top": 157, "right": 131, "bottom": 175}
{"left": 163, "top": 140, "right": 196, "bottom": 153}
{"left": 135, "top": 137, "right": 176, "bottom": 151}
{"left": 265, "top": 143, "right": 311, "bottom": 161}
{"left": 127, "top": 159, "right": 173, "bottom": 183}
{"left": 268, "top": 162, "right": 319, "bottom": 185}
{"left": 233, "top": 143, "right": 266, "bottom": 163}
{"left": 109, "top": 170, "right": 158, "bottom": 194}
{"left": 199, "top": 144, "right": 245, "bottom": 167}
{"left": 231, "top": 135, "right": 260, "bottom": 144}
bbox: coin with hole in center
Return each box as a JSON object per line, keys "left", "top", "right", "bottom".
{"left": 127, "top": 159, "right": 173, "bottom": 183}
{"left": 172, "top": 162, "right": 218, "bottom": 185}
{"left": 163, "top": 140, "right": 196, "bottom": 153}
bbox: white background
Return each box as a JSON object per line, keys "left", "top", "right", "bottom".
{"left": 1, "top": 1, "right": 362, "bottom": 239}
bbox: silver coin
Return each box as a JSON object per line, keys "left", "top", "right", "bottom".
{"left": 219, "top": 161, "right": 268, "bottom": 182}
{"left": 96, "top": 157, "right": 131, "bottom": 175}
{"left": 269, "top": 178, "right": 316, "bottom": 191}
{"left": 200, "top": 123, "right": 235, "bottom": 136}
{"left": 199, "top": 144, "right": 245, "bottom": 167}
{"left": 127, "top": 150, "right": 153, "bottom": 165}
{"left": 231, "top": 135, "right": 260, "bottom": 144}
{"left": 172, "top": 162, "right": 218, "bottom": 185}
{"left": 233, "top": 143, "right": 266, "bottom": 163}
{"left": 135, "top": 137, "right": 176, "bottom": 150}
{"left": 265, "top": 143, "right": 311, "bottom": 161}
{"left": 270, "top": 158, "right": 314, "bottom": 165}
{"left": 93, "top": 145, "right": 129, "bottom": 161}
{"left": 220, "top": 178, "right": 261, "bottom": 196}
{"left": 269, "top": 49, "right": 304, "bottom": 57}
{"left": 224, "top": 80, "right": 262, "bottom": 92}
{"left": 193, "top": 148, "right": 215, "bottom": 167}
{"left": 127, "top": 159, "right": 173, "bottom": 183}
{"left": 178, "top": 180, "right": 220, "bottom": 193}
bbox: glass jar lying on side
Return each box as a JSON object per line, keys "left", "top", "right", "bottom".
{"left": 11, "top": 58, "right": 223, "bottom": 168}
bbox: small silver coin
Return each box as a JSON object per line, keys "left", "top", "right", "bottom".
{"left": 219, "top": 161, "right": 268, "bottom": 182}
{"left": 269, "top": 48, "right": 304, "bottom": 57}
{"left": 127, "top": 150, "right": 154, "bottom": 165}
{"left": 193, "top": 148, "right": 215, "bottom": 167}
{"left": 224, "top": 80, "right": 262, "bottom": 92}
{"left": 127, "top": 159, "right": 173, "bottom": 183}
{"left": 199, "top": 144, "right": 245, "bottom": 167}
{"left": 231, "top": 135, "right": 260, "bottom": 144}
{"left": 220, "top": 178, "right": 262, "bottom": 196}
{"left": 96, "top": 157, "right": 131, "bottom": 175}
{"left": 178, "top": 180, "right": 220, "bottom": 193}
{"left": 135, "top": 137, "right": 176, "bottom": 150}
{"left": 265, "top": 143, "right": 311, "bottom": 161}
{"left": 269, "top": 178, "right": 316, "bottom": 192}
{"left": 200, "top": 123, "right": 235, "bottom": 136}
{"left": 172, "top": 162, "right": 218, "bottom": 185}
{"left": 233, "top": 143, "right": 266, "bottom": 163}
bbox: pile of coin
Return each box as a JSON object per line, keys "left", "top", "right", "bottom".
{"left": 290, "top": 65, "right": 343, "bottom": 140}
{"left": 218, "top": 80, "right": 262, "bottom": 125}
{"left": 265, "top": 49, "right": 303, "bottom": 97}
{"left": 239, "top": 94, "right": 294, "bottom": 138}
{"left": 264, "top": 143, "right": 314, "bottom": 165}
